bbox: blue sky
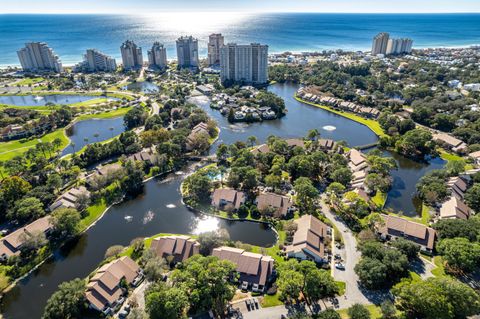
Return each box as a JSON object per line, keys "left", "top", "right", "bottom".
{"left": 2, "top": 0, "right": 480, "bottom": 13}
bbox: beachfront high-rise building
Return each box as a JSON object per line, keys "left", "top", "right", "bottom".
{"left": 220, "top": 43, "right": 268, "bottom": 85}
{"left": 208, "top": 33, "right": 224, "bottom": 66}
{"left": 371, "top": 32, "right": 390, "bottom": 55}
{"left": 17, "top": 42, "right": 63, "bottom": 73}
{"left": 74, "top": 49, "right": 116, "bottom": 73}
{"left": 386, "top": 38, "right": 413, "bottom": 55}
{"left": 147, "top": 42, "right": 167, "bottom": 69}
{"left": 120, "top": 40, "right": 143, "bottom": 70}
{"left": 176, "top": 36, "right": 199, "bottom": 69}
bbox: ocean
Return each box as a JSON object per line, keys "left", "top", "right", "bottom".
{"left": 1, "top": 13, "right": 480, "bottom": 66}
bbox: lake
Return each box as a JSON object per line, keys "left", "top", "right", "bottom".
{"left": 124, "top": 81, "right": 159, "bottom": 93}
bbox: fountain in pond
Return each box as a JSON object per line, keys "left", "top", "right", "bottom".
{"left": 322, "top": 125, "right": 336, "bottom": 131}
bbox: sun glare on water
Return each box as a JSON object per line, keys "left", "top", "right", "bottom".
{"left": 192, "top": 216, "right": 220, "bottom": 234}
{"left": 141, "top": 12, "right": 250, "bottom": 34}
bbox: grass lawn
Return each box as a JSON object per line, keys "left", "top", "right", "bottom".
{"left": 75, "top": 107, "right": 131, "bottom": 121}
{"left": 338, "top": 304, "right": 382, "bottom": 319}
{"left": 335, "top": 281, "right": 346, "bottom": 296}
{"left": 432, "top": 256, "right": 447, "bottom": 277}
{"left": 387, "top": 203, "right": 431, "bottom": 226}
{"left": 438, "top": 149, "right": 463, "bottom": 162}
{"left": 69, "top": 98, "right": 114, "bottom": 108}
{"left": 0, "top": 128, "right": 69, "bottom": 163}
{"left": 78, "top": 200, "right": 108, "bottom": 232}
{"left": 372, "top": 192, "right": 387, "bottom": 209}
{"left": 261, "top": 293, "right": 283, "bottom": 308}
{"left": 294, "top": 95, "right": 387, "bottom": 138}
{"left": 14, "top": 77, "right": 44, "bottom": 86}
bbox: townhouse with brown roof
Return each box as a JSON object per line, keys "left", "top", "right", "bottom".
{"left": 469, "top": 150, "right": 480, "bottom": 166}
{"left": 377, "top": 214, "right": 436, "bottom": 253}
{"left": 211, "top": 188, "right": 246, "bottom": 212}
{"left": 127, "top": 149, "right": 155, "bottom": 165}
{"left": 255, "top": 192, "right": 293, "bottom": 217}
{"left": 438, "top": 176, "right": 472, "bottom": 220}
{"left": 186, "top": 122, "right": 210, "bottom": 151}
{"left": 212, "top": 246, "right": 274, "bottom": 292}
{"left": 285, "top": 214, "right": 331, "bottom": 263}
{"left": 432, "top": 133, "right": 468, "bottom": 154}
{"left": 346, "top": 148, "right": 370, "bottom": 191}
{"left": 0, "top": 216, "right": 53, "bottom": 261}
{"left": 49, "top": 186, "right": 90, "bottom": 212}
{"left": 86, "top": 256, "right": 142, "bottom": 315}
{"left": 150, "top": 235, "right": 200, "bottom": 263}
{"left": 318, "top": 138, "right": 337, "bottom": 152}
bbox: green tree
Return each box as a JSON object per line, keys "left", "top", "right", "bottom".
{"left": 380, "top": 300, "right": 397, "bottom": 319}
{"left": 465, "top": 184, "right": 480, "bottom": 213}
{"left": 50, "top": 208, "right": 81, "bottom": 237}
{"left": 294, "top": 177, "right": 319, "bottom": 214}
{"left": 13, "top": 197, "right": 44, "bottom": 221}
{"left": 390, "top": 238, "right": 420, "bottom": 260}
{"left": 183, "top": 172, "right": 212, "bottom": 204}
{"left": 393, "top": 277, "right": 480, "bottom": 319}
{"left": 124, "top": 106, "right": 148, "bottom": 129}
{"left": 317, "top": 309, "right": 341, "bottom": 319}
{"left": 1, "top": 176, "right": 31, "bottom": 203}
{"left": 347, "top": 304, "right": 371, "bottom": 319}
{"left": 42, "top": 278, "right": 86, "bottom": 319}
{"left": 145, "top": 282, "right": 189, "bottom": 319}
{"left": 170, "top": 255, "right": 237, "bottom": 317}
{"left": 331, "top": 167, "right": 353, "bottom": 186}
{"left": 437, "top": 237, "right": 480, "bottom": 272}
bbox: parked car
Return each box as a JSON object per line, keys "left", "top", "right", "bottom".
{"left": 335, "top": 262, "right": 345, "bottom": 270}
{"left": 245, "top": 299, "right": 252, "bottom": 311}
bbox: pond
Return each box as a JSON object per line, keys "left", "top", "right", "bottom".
{"left": 0, "top": 94, "right": 116, "bottom": 106}
{"left": 61, "top": 117, "right": 126, "bottom": 156}
{"left": 383, "top": 151, "right": 446, "bottom": 217}
{"left": 189, "top": 83, "right": 379, "bottom": 153}
{"left": 124, "top": 81, "right": 159, "bottom": 93}
{"left": 0, "top": 173, "right": 276, "bottom": 319}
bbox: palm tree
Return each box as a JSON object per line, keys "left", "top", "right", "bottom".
{"left": 93, "top": 133, "right": 99, "bottom": 142}
{"left": 307, "top": 129, "right": 320, "bottom": 141}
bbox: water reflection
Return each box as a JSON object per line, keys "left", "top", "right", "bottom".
{"left": 192, "top": 216, "right": 220, "bottom": 234}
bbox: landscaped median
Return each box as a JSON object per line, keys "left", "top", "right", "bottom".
{"left": 293, "top": 95, "right": 387, "bottom": 138}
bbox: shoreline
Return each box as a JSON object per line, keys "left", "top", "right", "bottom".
{"left": 2, "top": 43, "right": 480, "bottom": 69}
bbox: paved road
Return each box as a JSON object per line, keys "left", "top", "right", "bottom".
{"left": 320, "top": 196, "right": 375, "bottom": 308}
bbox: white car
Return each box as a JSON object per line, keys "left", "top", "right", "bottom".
{"left": 335, "top": 262, "right": 345, "bottom": 270}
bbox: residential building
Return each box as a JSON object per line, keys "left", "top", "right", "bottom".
{"left": 120, "top": 40, "right": 143, "bottom": 70}
{"left": 255, "top": 192, "right": 293, "bottom": 217}
{"left": 439, "top": 196, "right": 471, "bottom": 219}
{"left": 386, "top": 38, "right": 413, "bottom": 55}
{"left": 127, "top": 149, "right": 155, "bottom": 165}
{"left": 86, "top": 256, "right": 142, "bottom": 315}
{"left": 211, "top": 188, "right": 246, "bottom": 211}
{"left": 150, "top": 235, "right": 199, "bottom": 263}
{"left": 285, "top": 215, "right": 331, "bottom": 263}
{"left": 0, "top": 216, "right": 53, "bottom": 261}
{"left": 17, "top": 42, "right": 63, "bottom": 73}
{"left": 469, "top": 150, "right": 480, "bottom": 166}
{"left": 49, "top": 186, "right": 90, "bottom": 211}
{"left": 377, "top": 215, "right": 436, "bottom": 253}
{"left": 147, "top": 42, "right": 167, "bottom": 69}
{"left": 220, "top": 43, "right": 268, "bottom": 85}
{"left": 176, "top": 36, "right": 199, "bottom": 69}
{"left": 318, "top": 139, "right": 337, "bottom": 152}
{"left": 208, "top": 33, "right": 224, "bottom": 66}
{"left": 432, "top": 133, "right": 468, "bottom": 153}
{"left": 75, "top": 49, "right": 116, "bottom": 73}
{"left": 186, "top": 122, "right": 209, "bottom": 150}
{"left": 212, "top": 246, "right": 274, "bottom": 292}
{"left": 371, "top": 33, "right": 390, "bottom": 55}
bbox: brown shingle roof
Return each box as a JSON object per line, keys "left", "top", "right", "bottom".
{"left": 285, "top": 215, "right": 329, "bottom": 261}
{"left": 379, "top": 215, "right": 436, "bottom": 250}
{"left": 256, "top": 192, "right": 292, "bottom": 217}
{"left": 212, "top": 246, "right": 274, "bottom": 286}
{"left": 150, "top": 235, "right": 200, "bottom": 263}
{"left": 211, "top": 188, "right": 246, "bottom": 211}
